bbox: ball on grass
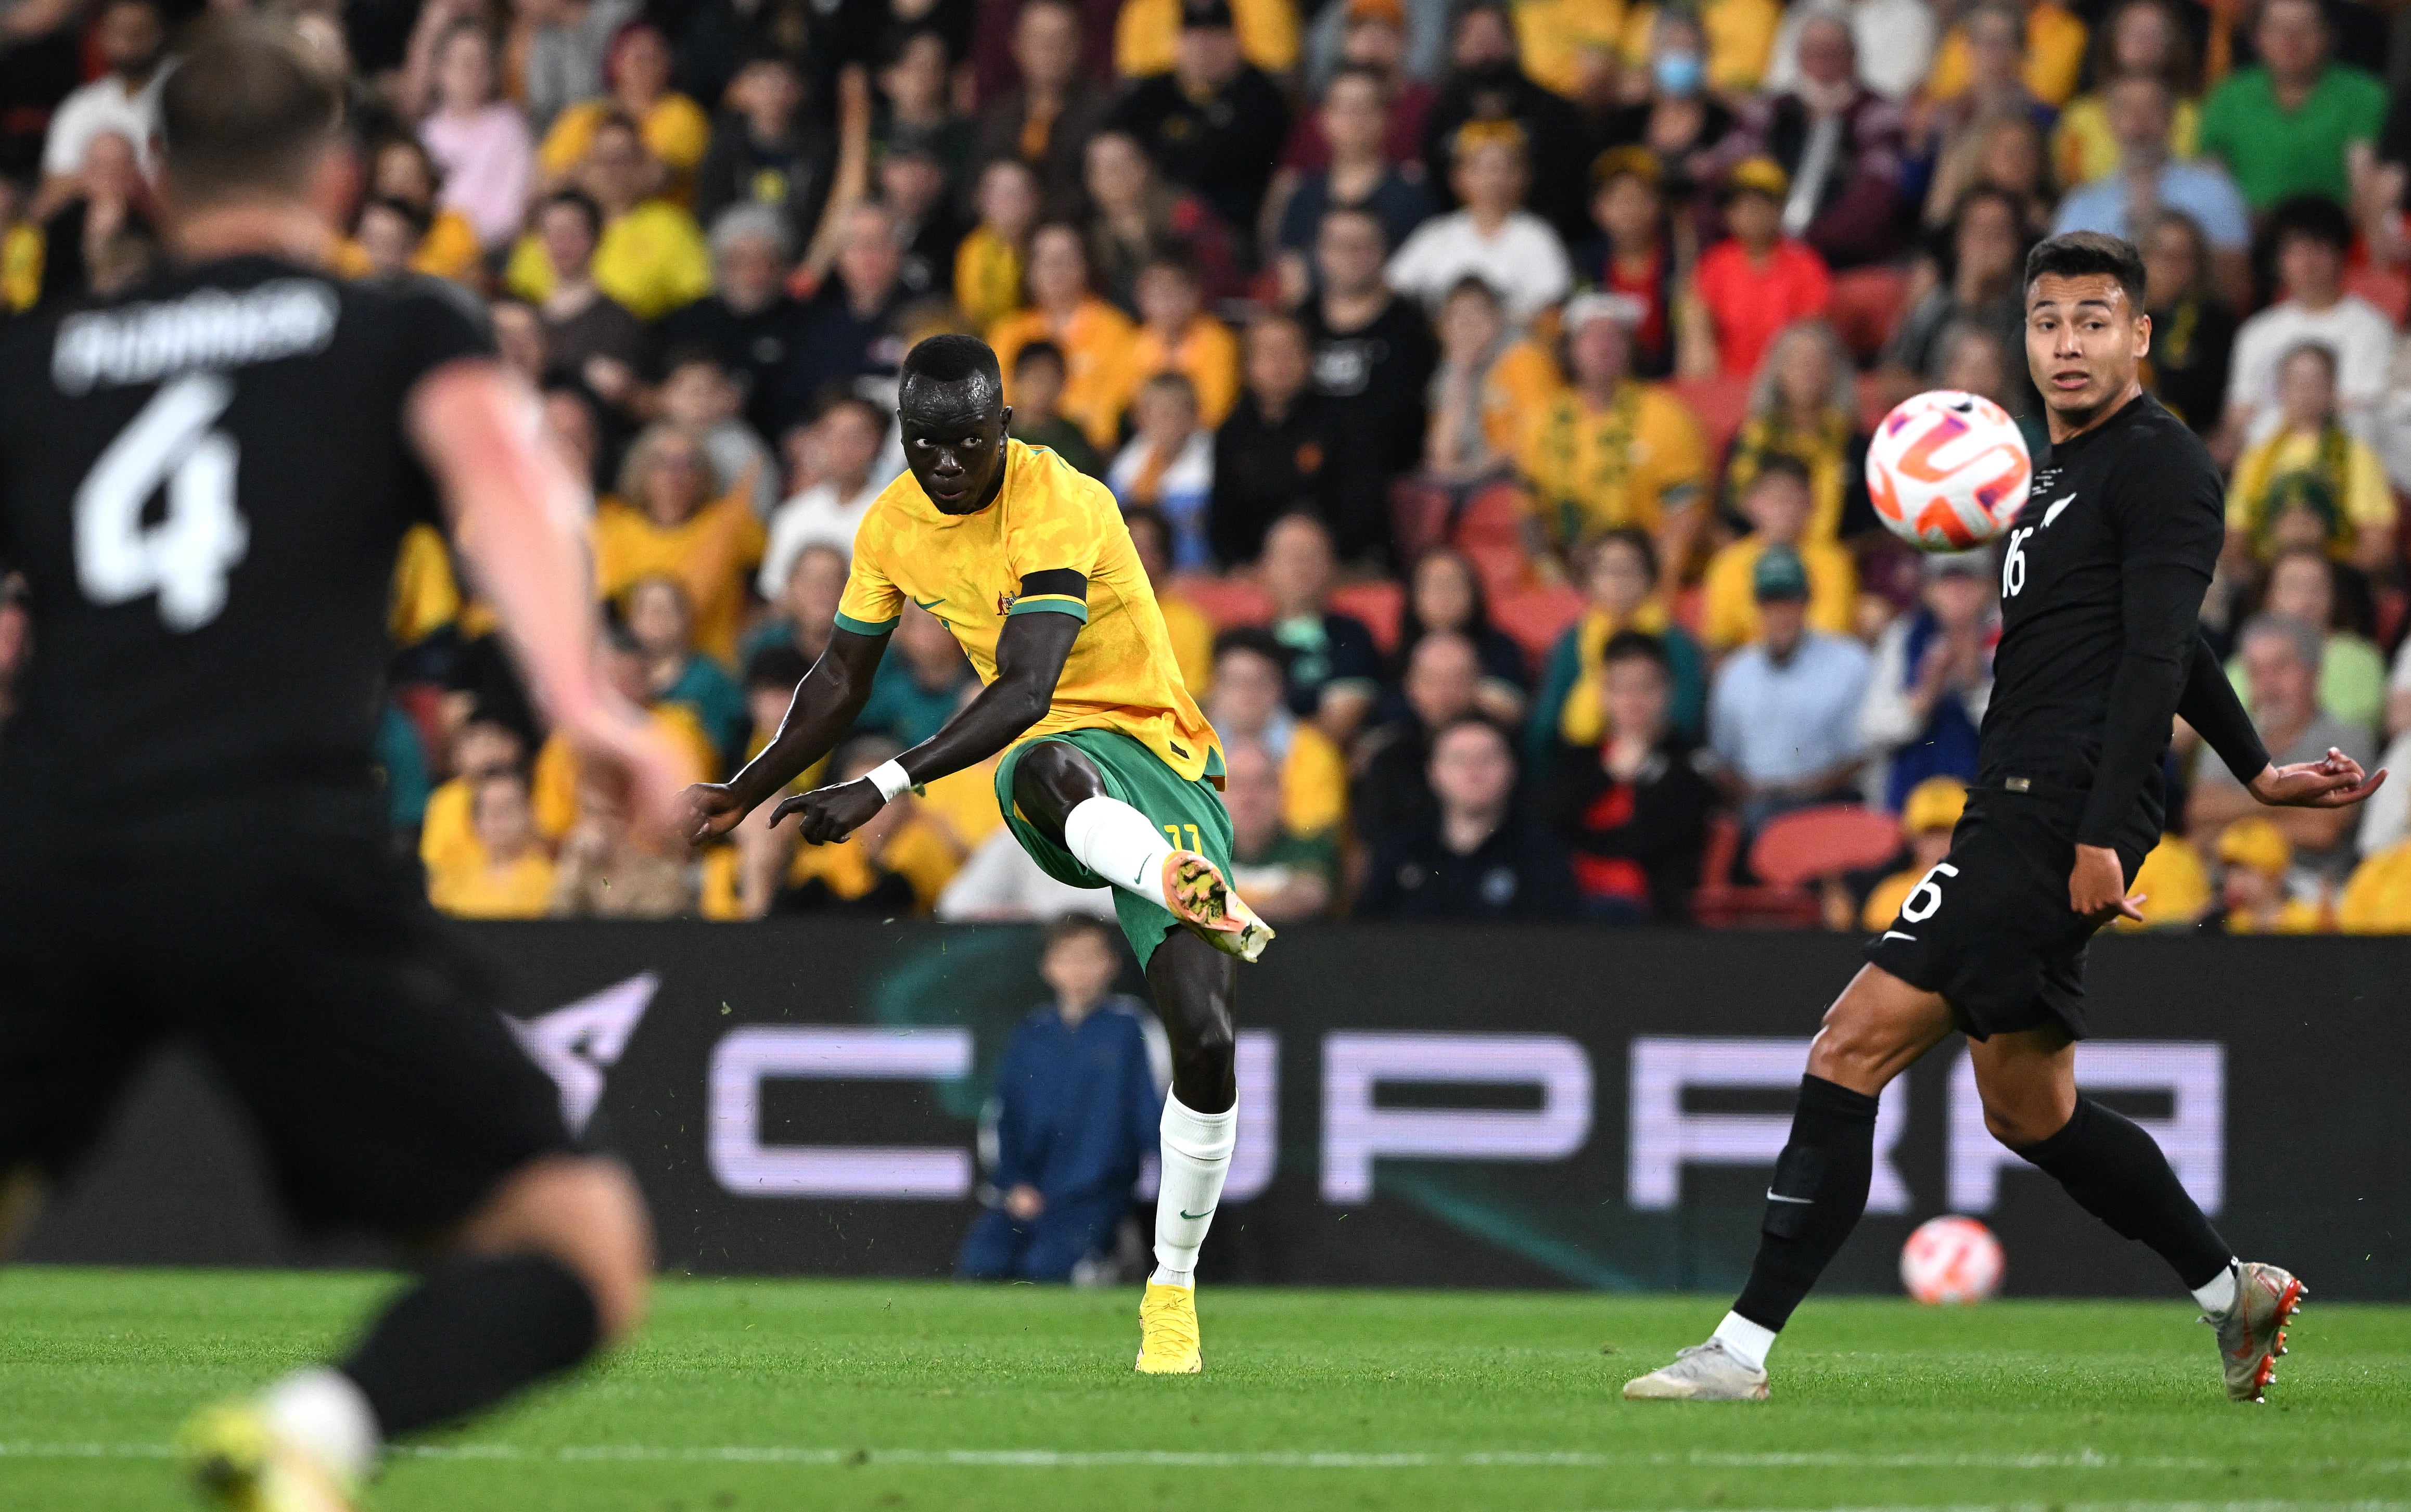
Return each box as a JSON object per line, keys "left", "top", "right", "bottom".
{"left": 1900, "top": 1215, "right": 2005, "bottom": 1305}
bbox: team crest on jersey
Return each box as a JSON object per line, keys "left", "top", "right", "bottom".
{"left": 996, "top": 590, "right": 1017, "bottom": 616}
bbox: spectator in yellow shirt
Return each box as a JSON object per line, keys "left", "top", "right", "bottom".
{"left": 429, "top": 772, "right": 558, "bottom": 920}
{"left": 1130, "top": 255, "right": 1241, "bottom": 430}
{"left": 532, "top": 625, "right": 721, "bottom": 839}
{"left": 2214, "top": 816, "right": 2328, "bottom": 933}
{"left": 1520, "top": 292, "right": 1709, "bottom": 580}
{"left": 1619, "top": 0, "right": 1782, "bottom": 97}
{"left": 1125, "top": 505, "right": 1217, "bottom": 697}
{"left": 1927, "top": 0, "right": 2090, "bottom": 107}
{"left": 1861, "top": 776, "right": 1968, "bottom": 931}
{"left": 2049, "top": 0, "right": 2202, "bottom": 187}
{"left": 592, "top": 423, "right": 767, "bottom": 664}
{"left": 990, "top": 222, "right": 1139, "bottom": 453}
{"left": 1206, "top": 628, "right": 1351, "bottom": 839}
{"left": 339, "top": 136, "right": 483, "bottom": 285}
{"left": 1725, "top": 319, "right": 1865, "bottom": 545}
{"left": 2225, "top": 341, "right": 2396, "bottom": 574}
{"left": 2113, "top": 831, "right": 2212, "bottom": 929}
{"left": 534, "top": 21, "right": 710, "bottom": 201}
{"left": 1701, "top": 455, "right": 1856, "bottom": 654}
{"left": 716, "top": 738, "right": 964, "bottom": 918}
{"left": 421, "top": 715, "right": 531, "bottom": 878}
{"left": 508, "top": 114, "right": 712, "bottom": 321}
{"left": 2337, "top": 835, "right": 2411, "bottom": 931}
{"left": 1116, "top": 0, "right": 1298, "bottom": 80}
{"left": 955, "top": 157, "right": 1041, "bottom": 332}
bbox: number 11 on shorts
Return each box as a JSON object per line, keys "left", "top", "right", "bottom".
{"left": 1163, "top": 823, "right": 1203, "bottom": 852}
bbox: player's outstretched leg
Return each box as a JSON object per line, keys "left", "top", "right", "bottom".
{"left": 1972, "top": 1031, "right": 2302, "bottom": 1402}
{"left": 1625, "top": 968, "right": 1953, "bottom": 1402}
{"left": 183, "top": 1155, "right": 651, "bottom": 1510}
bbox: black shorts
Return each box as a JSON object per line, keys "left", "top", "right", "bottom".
{"left": 1862, "top": 785, "right": 2148, "bottom": 1041}
{"left": 0, "top": 786, "right": 572, "bottom": 1236}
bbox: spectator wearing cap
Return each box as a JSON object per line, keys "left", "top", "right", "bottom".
{"left": 1706, "top": 543, "right": 1872, "bottom": 834}
{"left": 1269, "top": 62, "right": 1434, "bottom": 297}
{"left": 1724, "top": 319, "right": 1868, "bottom": 544}
{"left": 1420, "top": 2, "right": 1593, "bottom": 241}
{"left": 537, "top": 21, "right": 710, "bottom": 202}
{"left": 1212, "top": 312, "right": 1334, "bottom": 567}
{"left": 2212, "top": 817, "right": 2328, "bottom": 933}
{"left": 1860, "top": 776, "right": 1969, "bottom": 931}
{"left": 1590, "top": 7, "right": 1740, "bottom": 219}
{"left": 36, "top": 0, "right": 167, "bottom": 211}
{"left": 1859, "top": 549, "right": 1997, "bottom": 811}
{"left": 507, "top": 114, "right": 712, "bottom": 322}
{"left": 660, "top": 206, "right": 815, "bottom": 443}
{"left": 594, "top": 423, "right": 767, "bottom": 667}
{"left": 991, "top": 222, "right": 1141, "bottom": 454}
{"left": 1419, "top": 275, "right": 1563, "bottom": 509}
{"left": 1730, "top": 11, "right": 1911, "bottom": 271}
{"left": 2199, "top": 0, "right": 2384, "bottom": 213}
{"left": 967, "top": 0, "right": 1116, "bottom": 221}
{"left": 2188, "top": 613, "right": 2377, "bottom": 888}
{"left": 787, "top": 201, "right": 915, "bottom": 421}
{"left": 1541, "top": 629, "right": 1714, "bottom": 922}
{"left": 694, "top": 52, "right": 834, "bottom": 259}
{"left": 1701, "top": 454, "right": 1856, "bottom": 657}
{"left": 1684, "top": 157, "right": 1832, "bottom": 379}
{"left": 1766, "top": 0, "right": 1935, "bottom": 104}
{"left": 760, "top": 395, "right": 891, "bottom": 588}
{"left": 2226, "top": 348, "right": 2395, "bottom": 575}
{"left": 1925, "top": 0, "right": 2089, "bottom": 109}
{"left": 1260, "top": 514, "right": 1385, "bottom": 745}
{"left": 1006, "top": 340, "right": 1107, "bottom": 479}
{"left": 1111, "top": 0, "right": 1292, "bottom": 236}
{"left": 955, "top": 158, "right": 1041, "bottom": 333}
{"left": 2219, "top": 198, "right": 2392, "bottom": 454}
{"left": 1578, "top": 149, "right": 1679, "bottom": 380}
{"left": 1109, "top": 374, "right": 1217, "bottom": 572}
{"left": 1129, "top": 255, "right": 1241, "bottom": 430}
{"left": 2051, "top": 74, "right": 2248, "bottom": 277}
{"left": 1518, "top": 293, "right": 1709, "bottom": 580}
{"left": 1388, "top": 119, "right": 1571, "bottom": 325}
{"left": 1356, "top": 716, "right": 1580, "bottom": 920}
{"left": 1298, "top": 204, "right": 1438, "bottom": 566}
{"left": 1292, "top": 0, "right": 1439, "bottom": 169}
{"left": 1206, "top": 629, "right": 1351, "bottom": 839}
{"left": 1531, "top": 528, "right": 1706, "bottom": 762}
{"left": 1082, "top": 129, "right": 1242, "bottom": 310}
{"left": 416, "top": 23, "right": 535, "bottom": 254}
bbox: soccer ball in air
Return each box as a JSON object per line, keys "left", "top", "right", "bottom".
{"left": 1899, "top": 1216, "right": 2005, "bottom": 1305}
{"left": 1865, "top": 390, "right": 2033, "bottom": 550}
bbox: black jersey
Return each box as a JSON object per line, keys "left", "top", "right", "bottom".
{"left": 1977, "top": 391, "right": 2229, "bottom": 853}
{"left": 0, "top": 255, "right": 491, "bottom": 808}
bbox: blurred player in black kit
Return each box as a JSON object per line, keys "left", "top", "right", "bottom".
{"left": 1624, "top": 231, "right": 2384, "bottom": 1405}
{"left": 0, "top": 22, "right": 687, "bottom": 1510}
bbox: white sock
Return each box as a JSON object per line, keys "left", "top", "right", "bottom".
{"left": 261, "top": 1367, "right": 379, "bottom": 1483}
{"left": 1712, "top": 1312, "right": 1777, "bottom": 1373}
{"left": 1063, "top": 795, "right": 1177, "bottom": 905}
{"left": 1151, "top": 1092, "right": 1236, "bottom": 1282}
{"left": 2192, "top": 1259, "right": 2242, "bottom": 1316}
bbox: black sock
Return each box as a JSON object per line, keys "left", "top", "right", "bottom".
{"left": 2015, "top": 1096, "right": 2232, "bottom": 1291}
{"left": 1732, "top": 1075, "right": 1880, "bottom": 1332}
{"left": 340, "top": 1254, "right": 602, "bottom": 1440}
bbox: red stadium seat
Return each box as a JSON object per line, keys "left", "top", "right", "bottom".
{"left": 1170, "top": 574, "right": 1272, "bottom": 630}
{"left": 1491, "top": 583, "right": 1583, "bottom": 662}
{"left": 1829, "top": 266, "right": 1911, "bottom": 362}
{"left": 2345, "top": 263, "right": 2410, "bottom": 325}
{"left": 1749, "top": 804, "right": 1904, "bottom": 889}
{"left": 1666, "top": 373, "right": 1754, "bottom": 461}
{"left": 1330, "top": 579, "right": 1404, "bottom": 651}
{"left": 1451, "top": 481, "right": 1534, "bottom": 597}
{"left": 1689, "top": 814, "right": 1824, "bottom": 928}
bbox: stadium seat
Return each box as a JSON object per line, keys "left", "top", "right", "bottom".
{"left": 1490, "top": 583, "right": 1583, "bottom": 662}
{"left": 2345, "top": 263, "right": 2410, "bottom": 325}
{"left": 1689, "top": 813, "right": 1825, "bottom": 929}
{"left": 1829, "top": 266, "right": 1911, "bottom": 361}
{"left": 1451, "top": 481, "right": 1533, "bottom": 597}
{"left": 1667, "top": 373, "right": 1753, "bottom": 461}
{"left": 1750, "top": 805, "right": 1904, "bottom": 888}
{"left": 1171, "top": 574, "right": 1273, "bottom": 629}
{"left": 1330, "top": 579, "right": 1404, "bottom": 651}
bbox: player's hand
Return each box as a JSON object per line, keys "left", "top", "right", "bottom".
{"left": 2249, "top": 749, "right": 2388, "bottom": 810}
{"left": 680, "top": 783, "right": 750, "bottom": 844}
{"left": 2068, "top": 842, "right": 2146, "bottom": 924}
{"left": 769, "top": 776, "right": 887, "bottom": 845}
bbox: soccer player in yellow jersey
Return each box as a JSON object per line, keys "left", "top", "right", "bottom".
{"left": 683, "top": 335, "right": 1270, "bottom": 1375}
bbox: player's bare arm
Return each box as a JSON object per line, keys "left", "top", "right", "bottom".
{"left": 772, "top": 608, "right": 1080, "bottom": 845}
{"left": 683, "top": 627, "right": 888, "bottom": 840}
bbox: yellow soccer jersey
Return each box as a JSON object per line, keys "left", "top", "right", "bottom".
{"left": 836, "top": 439, "right": 1222, "bottom": 784}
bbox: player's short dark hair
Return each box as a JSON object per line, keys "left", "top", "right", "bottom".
{"left": 1601, "top": 629, "right": 1670, "bottom": 674}
{"left": 1213, "top": 625, "right": 1289, "bottom": 673}
{"left": 1012, "top": 338, "right": 1067, "bottom": 377}
{"left": 2024, "top": 230, "right": 2148, "bottom": 308}
{"left": 901, "top": 333, "right": 1002, "bottom": 390}
{"left": 538, "top": 187, "right": 605, "bottom": 239}
{"left": 1040, "top": 912, "right": 1119, "bottom": 958}
{"left": 2265, "top": 194, "right": 2353, "bottom": 255}
{"left": 158, "top": 20, "right": 341, "bottom": 206}
{"left": 743, "top": 644, "right": 811, "bottom": 693}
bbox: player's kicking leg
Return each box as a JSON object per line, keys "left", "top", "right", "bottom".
{"left": 184, "top": 1155, "right": 652, "bottom": 1511}
{"left": 1010, "top": 740, "right": 1253, "bottom": 1373}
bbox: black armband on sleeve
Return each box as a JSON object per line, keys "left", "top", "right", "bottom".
{"left": 2177, "top": 631, "right": 2272, "bottom": 785}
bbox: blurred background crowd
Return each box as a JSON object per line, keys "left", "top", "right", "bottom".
{"left": 6, "top": 0, "right": 2411, "bottom": 933}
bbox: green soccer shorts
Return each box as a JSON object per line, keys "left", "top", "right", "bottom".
{"left": 994, "top": 727, "right": 1233, "bottom": 966}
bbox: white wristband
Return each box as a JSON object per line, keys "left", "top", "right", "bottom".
{"left": 865, "top": 759, "right": 913, "bottom": 802}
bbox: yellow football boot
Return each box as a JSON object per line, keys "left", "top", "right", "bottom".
{"left": 180, "top": 1401, "right": 362, "bottom": 1512}
{"left": 1134, "top": 1280, "right": 1203, "bottom": 1374}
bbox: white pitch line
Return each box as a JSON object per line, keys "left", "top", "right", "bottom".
{"left": 3, "top": 1443, "right": 2407, "bottom": 1477}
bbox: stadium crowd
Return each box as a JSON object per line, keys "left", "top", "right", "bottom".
{"left": 7, "top": 0, "right": 2411, "bottom": 931}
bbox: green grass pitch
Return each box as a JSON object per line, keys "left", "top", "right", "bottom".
{"left": 3, "top": 1267, "right": 2406, "bottom": 1511}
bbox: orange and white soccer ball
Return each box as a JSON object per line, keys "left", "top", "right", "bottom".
{"left": 1900, "top": 1215, "right": 2005, "bottom": 1305}
{"left": 1866, "top": 390, "right": 2032, "bottom": 550}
